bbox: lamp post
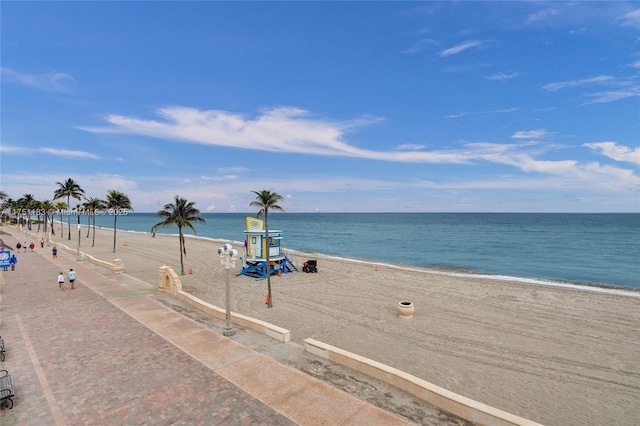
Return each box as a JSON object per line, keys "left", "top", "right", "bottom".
{"left": 218, "top": 243, "right": 238, "bottom": 336}
{"left": 76, "top": 224, "right": 82, "bottom": 260}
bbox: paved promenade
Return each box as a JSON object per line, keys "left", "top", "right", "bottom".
{"left": 0, "top": 235, "right": 410, "bottom": 425}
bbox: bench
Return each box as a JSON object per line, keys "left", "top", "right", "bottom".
{"left": 0, "top": 370, "right": 14, "bottom": 409}
{"left": 0, "top": 336, "right": 4, "bottom": 361}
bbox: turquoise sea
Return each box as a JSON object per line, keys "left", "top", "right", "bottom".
{"left": 83, "top": 212, "right": 639, "bottom": 291}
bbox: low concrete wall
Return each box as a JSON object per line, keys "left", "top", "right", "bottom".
{"left": 52, "top": 242, "right": 124, "bottom": 274}
{"left": 304, "top": 339, "right": 541, "bottom": 426}
{"left": 157, "top": 265, "right": 290, "bottom": 342}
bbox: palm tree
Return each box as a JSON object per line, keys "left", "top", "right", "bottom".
{"left": 54, "top": 178, "right": 85, "bottom": 240}
{"left": 33, "top": 200, "right": 43, "bottom": 232}
{"left": 0, "top": 191, "right": 7, "bottom": 223}
{"left": 0, "top": 193, "right": 11, "bottom": 223}
{"left": 105, "top": 190, "right": 132, "bottom": 253}
{"left": 249, "top": 189, "right": 285, "bottom": 308}
{"left": 54, "top": 201, "right": 68, "bottom": 237}
{"left": 83, "top": 197, "right": 105, "bottom": 247}
{"left": 40, "top": 200, "right": 54, "bottom": 235}
{"left": 19, "top": 194, "right": 36, "bottom": 230}
{"left": 152, "top": 196, "right": 205, "bottom": 275}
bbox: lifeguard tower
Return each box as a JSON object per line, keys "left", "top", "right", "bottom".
{"left": 240, "top": 217, "right": 297, "bottom": 279}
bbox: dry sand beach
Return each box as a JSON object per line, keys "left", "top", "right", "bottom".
{"left": 16, "top": 225, "right": 640, "bottom": 425}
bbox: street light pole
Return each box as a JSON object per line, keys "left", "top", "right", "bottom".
{"left": 76, "top": 224, "right": 82, "bottom": 260}
{"left": 218, "top": 243, "right": 238, "bottom": 337}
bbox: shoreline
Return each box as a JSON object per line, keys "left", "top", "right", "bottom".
{"left": 95, "top": 225, "right": 640, "bottom": 296}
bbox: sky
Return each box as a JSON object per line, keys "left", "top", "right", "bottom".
{"left": 1, "top": 1, "right": 639, "bottom": 213}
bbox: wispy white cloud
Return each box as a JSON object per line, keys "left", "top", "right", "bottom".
{"left": 0, "top": 67, "right": 76, "bottom": 94}
{"left": 38, "top": 148, "right": 100, "bottom": 159}
{"left": 445, "top": 112, "right": 468, "bottom": 119}
{"left": 542, "top": 75, "right": 615, "bottom": 91}
{"left": 483, "top": 72, "right": 519, "bottom": 81}
{"left": 0, "top": 145, "right": 99, "bottom": 159}
{"left": 617, "top": 9, "right": 640, "bottom": 29}
{"left": 526, "top": 7, "right": 561, "bottom": 24}
{"left": 200, "top": 174, "right": 240, "bottom": 181}
{"left": 439, "top": 40, "right": 485, "bottom": 57}
{"left": 81, "top": 106, "right": 385, "bottom": 158}
{"left": 584, "top": 142, "right": 640, "bottom": 165}
{"left": 542, "top": 74, "right": 639, "bottom": 104}
{"left": 581, "top": 86, "right": 640, "bottom": 105}
{"left": 402, "top": 38, "right": 439, "bottom": 54}
{"left": 511, "top": 129, "right": 548, "bottom": 140}
{"left": 446, "top": 107, "right": 520, "bottom": 119}
{"left": 396, "top": 144, "right": 427, "bottom": 151}
{"left": 0, "top": 145, "right": 26, "bottom": 154}
{"left": 77, "top": 107, "right": 604, "bottom": 183}
{"left": 461, "top": 142, "right": 576, "bottom": 174}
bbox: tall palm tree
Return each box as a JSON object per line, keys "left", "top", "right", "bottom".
{"left": 0, "top": 193, "right": 11, "bottom": 223}
{"left": 152, "top": 196, "right": 205, "bottom": 275}
{"left": 9, "top": 198, "right": 20, "bottom": 224}
{"left": 83, "top": 197, "right": 105, "bottom": 247}
{"left": 54, "top": 178, "right": 85, "bottom": 240}
{"left": 249, "top": 189, "right": 285, "bottom": 308}
{"left": 33, "top": 200, "right": 43, "bottom": 232}
{"left": 19, "top": 194, "right": 36, "bottom": 230}
{"left": 0, "top": 191, "right": 7, "bottom": 223}
{"left": 40, "top": 200, "right": 54, "bottom": 234}
{"left": 105, "top": 190, "right": 132, "bottom": 253}
{"left": 13, "top": 197, "right": 24, "bottom": 228}
{"left": 54, "top": 201, "right": 68, "bottom": 237}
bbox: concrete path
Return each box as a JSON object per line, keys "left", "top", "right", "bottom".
{"left": 0, "top": 236, "right": 410, "bottom": 425}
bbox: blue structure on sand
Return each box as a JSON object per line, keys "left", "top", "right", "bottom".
{"left": 240, "top": 217, "right": 297, "bottom": 279}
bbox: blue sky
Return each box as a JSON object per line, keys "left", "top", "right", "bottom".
{"left": 1, "top": 1, "right": 639, "bottom": 213}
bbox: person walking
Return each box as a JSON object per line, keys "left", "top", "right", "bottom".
{"left": 23, "top": 242, "right": 27, "bottom": 253}
{"left": 58, "top": 272, "right": 65, "bottom": 290}
{"left": 29, "top": 242, "right": 35, "bottom": 252}
{"left": 68, "top": 269, "right": 77, "bottom": 290}
{"left": 52, "top": 246, "right": 58, "bottom": 259}
{"left": 10, "top": 254, "right": 17, "bottom": 271}
{"left": 40, "top": 238, "right": 45, "bottom": 248}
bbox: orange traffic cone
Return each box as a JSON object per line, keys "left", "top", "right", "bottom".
{"left": 189, "top": 267, "right": 193, "bottom": 274}
{"left": 277, "top": 270, "right": 282, "bottom": 277}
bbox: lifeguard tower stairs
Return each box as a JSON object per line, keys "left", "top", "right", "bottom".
{"left": 240, "top": 217, "right": 297, "bottom": 279}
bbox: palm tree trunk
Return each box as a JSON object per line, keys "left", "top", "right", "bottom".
{"left": 179, "top": 229, "right": 185, "bottom": 275}
{"left": 92, "top": 213, "right": 96, "bottom": 247}
{"left": 265, "top": 215, "right": 272, "bottom": 308}
{"left": 112, "top": 216, "right": 117, "bottom": 253}
{"left": 67, "top": 196, "right": 71, "bottom": 240}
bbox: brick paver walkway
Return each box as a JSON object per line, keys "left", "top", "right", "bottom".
{"left": 0, "top": 232, "right": 409, "bottom": 425}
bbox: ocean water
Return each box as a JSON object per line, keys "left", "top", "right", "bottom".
{"left": 82, "top": 212, "right": 639, "bottom": 291}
